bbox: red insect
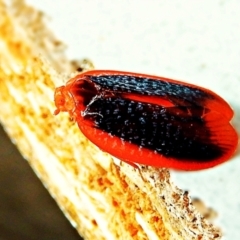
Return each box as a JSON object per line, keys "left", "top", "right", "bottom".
{"left": 54, "top": 70, "right": 238, "bottom": 171}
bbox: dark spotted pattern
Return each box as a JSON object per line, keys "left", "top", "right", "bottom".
{"left": 87, "top": 74, "right": 213, "bottom": 107}
{"left": 70, "top": 74, "right": 225, "bottom": 162}
{"left": 83, "top": 96, "right": 223, "bottom": 161}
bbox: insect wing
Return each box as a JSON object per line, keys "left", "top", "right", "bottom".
{"left": 84, "top": 70, "right": 234, "bottom": 120}
{"left": 77, "top": 93, "right": 237, "bottom": 171}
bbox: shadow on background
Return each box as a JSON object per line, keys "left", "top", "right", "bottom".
{"left": 0, "top": 125, "right": 83, "bottom": 240}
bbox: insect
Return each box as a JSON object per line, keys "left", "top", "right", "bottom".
{"left": 54, "top": 70, "right": 238, "bottom": 171}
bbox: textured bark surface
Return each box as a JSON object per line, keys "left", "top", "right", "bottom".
{"left": 0, "top": 1, "right": 222, "bottom": 239}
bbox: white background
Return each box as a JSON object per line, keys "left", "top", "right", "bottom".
{"left": 27, "top": 1, "right": 240, "bottom": 239}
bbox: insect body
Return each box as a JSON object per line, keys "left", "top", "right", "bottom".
{"left": 54, "top": 70, "right": 238, "bottom": 171}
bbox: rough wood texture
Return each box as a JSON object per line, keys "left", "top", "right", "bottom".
{"left": 0, "top": 1, "right": 221, "bottom": 239}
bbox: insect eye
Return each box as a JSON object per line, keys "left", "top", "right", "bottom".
{"left": 54, "top": 87, "right": 65, "bottom": 107}
{"left": 54, "top": 86, "right": 75, "bottom": 115}
{"left": 58, "top": 97, "right": 65, "bottom": 105}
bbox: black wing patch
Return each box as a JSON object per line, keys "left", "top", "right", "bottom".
{"left": 87, "top": 74, "right": 212, "bottom": 107}
{"left": 83, "top": 96, "right": 224, "bottom": 162}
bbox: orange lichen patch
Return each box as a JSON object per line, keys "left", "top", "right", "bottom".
{"left": 87, "top": 163, "right": 170, "bottom": 239}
